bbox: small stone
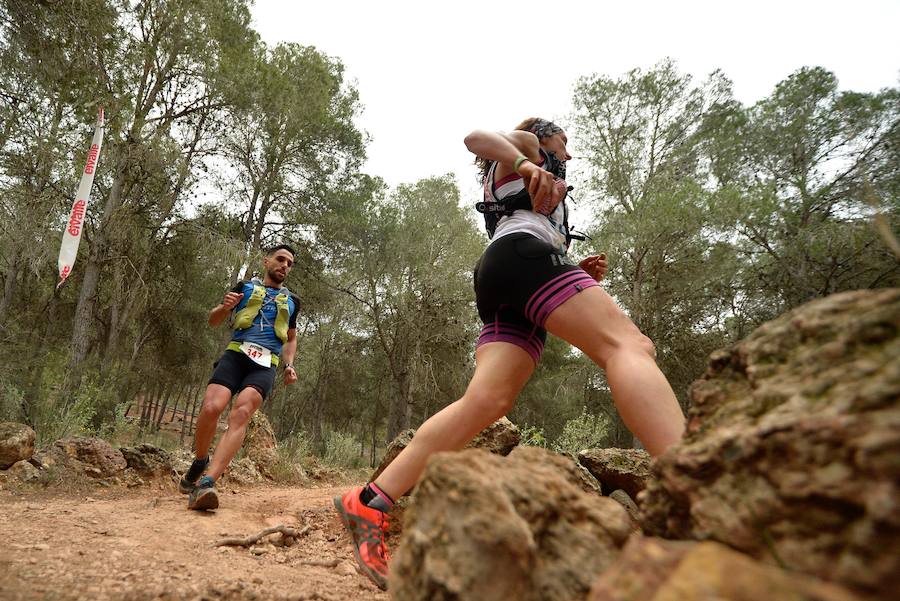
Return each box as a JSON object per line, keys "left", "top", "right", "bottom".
{"left": 336, "top": 561, "right": 356, "bottom": 577}
{"left": 32, "top": 544, "right": 49, "bottom": 551}
{"left": 249, "top": 546, "right": 267, "bottom": 556}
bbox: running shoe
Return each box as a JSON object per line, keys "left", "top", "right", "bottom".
{"left": 333, "top": 486, "right": 391, "bottom": 590}
{"left": 179, "top": 456, "right": 209, "bottom": 494}
{"left": 188, "top": 476, "right": 219, "bottom": 511}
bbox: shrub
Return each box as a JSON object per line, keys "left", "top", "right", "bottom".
{"left": 552, "top": 407, "right": 611, "bottom": 455}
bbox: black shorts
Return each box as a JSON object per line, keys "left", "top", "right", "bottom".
{"left": 474, "top": 232, "right": 598, "bottom": 365}
{"left": 209, "top": 350, "right": 277, "bottom": 399}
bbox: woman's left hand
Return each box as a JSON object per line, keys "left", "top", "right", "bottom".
{"left": 579, "top": 254, "right": 607, "bottom": 282}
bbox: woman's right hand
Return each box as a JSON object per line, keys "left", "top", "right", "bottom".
{"left": 519, "top": 161, "right": 563, "bottom": 215}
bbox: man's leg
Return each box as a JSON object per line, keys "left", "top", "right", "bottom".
{"left": 179, "top": 383, "right": 232, "bottom": 493}
{"left": 193, "top": 383, "right": 233, "bottom": 459}
{"left": 205, "top": 386, "right": 263, "bottom": 480}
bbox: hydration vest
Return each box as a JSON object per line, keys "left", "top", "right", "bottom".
{"left": 233, "top": 279, "right": 292, "bottom": 343}
{"left": 475, "top": 149, "right": 584, "bottom": 246}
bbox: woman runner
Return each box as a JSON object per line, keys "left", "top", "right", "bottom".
{"left": 333, "top": 118, "right": 686, "bottom": 590}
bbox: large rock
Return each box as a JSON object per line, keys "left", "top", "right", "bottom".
{"left": 370, "top": 429, "right": 414, "bottom": 482}
{"left": 641, "top": 289, "right": 900, "bottom": 597}
{"left": 52, "top": 437, "right": 127, "bottom": 477}
{"left": 509, "top": 446, "right": 602, "bottom": 496}
{"left": 589, "top": 536, "right": 860, "bottom": 601}
{"left": 243, "top": 411, "right": 278, "bottom": 478}
{"left": 389, "top": 446, "right": 632, "bottom": 601}
{"left": 577, "top": 448, "right": 650, "bottom": 498}
{"left": 119, "top": 444, "right": 173, "bottom": 478}
{"left": 465, "top": 416, "right": 521, "bottom": 455}
{"left": 371, "top": 417, "right": 521, "bottom": 482}
{"left": 6, "top": 459, "right": 40, "bottom": 482}
{"left": 0, "top": 422, "right": 35, "bottom": 469}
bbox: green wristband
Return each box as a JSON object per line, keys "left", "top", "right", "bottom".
{"left": 513, "top": 155, "right": 529, "bottom": 174}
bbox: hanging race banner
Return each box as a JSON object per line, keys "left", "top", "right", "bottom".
{"left": 57, "top": 106, "right": 105, "bottom": 288}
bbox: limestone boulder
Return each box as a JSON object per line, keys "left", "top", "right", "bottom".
{"left": 224, "top": 456, "right": 263, "bottom": 485}
{"left": 464, "top": 416, "right": 521, "bottom": 455}
{"left": 243, "top": 411, "right": 278, "bottom": 478}
{"left": 640, "top": 289, "right": 900, "bottom": 597}
{"left": 7, "top": 459, "right": 40, "bottom": 482}
{"left": 389, "top": 446, "right": 632, "bottom": 601}
{"left": 52, "top": 437, "right": 127, "bottom": 477}
{"left": 577, "top": 448, "right": 650, "bottom": 499}
{"left": 589, "top": 536, "right": 861, "bottom": 601}
{"left": 119, "top": 444, "right": 173, "bottom": 478}
{"left": 0, "top": 422, "right": 35, "bottom": 469}
{"left": 509, "top": 446, "right": 602, "bottom": 496}
{"left": 371, "top": 417, "right": 521, "bottom": 482}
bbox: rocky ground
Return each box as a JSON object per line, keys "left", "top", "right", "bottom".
{"left": 0, "top": 483, "right": 387, "bottom": 601}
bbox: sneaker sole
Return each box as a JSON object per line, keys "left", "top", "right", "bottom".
{"left": 332, "top": 496, "right": 388, "bottom": 591}
{"left": 189, "top": 488, "right": 219, "bottom": 511}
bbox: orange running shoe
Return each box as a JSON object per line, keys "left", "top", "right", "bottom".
{"left": 333, "top": 486, "right": 391, "bottom": 590}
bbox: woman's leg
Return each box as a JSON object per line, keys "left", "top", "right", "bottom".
{"left": 544, "top": 286, "right": 685, "bottom": 456}
{"left": 373, "top": 341, "right": 535, "bottom": 500}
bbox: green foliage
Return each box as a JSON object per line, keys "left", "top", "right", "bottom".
{"left": 552, "top": 407, "right": 611, "bottom": 455}
{"left": 323, "top": 429, "right": 366, "bottom": 469}
{"left": 519, "top": 425, "right": 549, "bottom": 448}
{"left": 0, "top": 384, "right": 25, "bottom": 422}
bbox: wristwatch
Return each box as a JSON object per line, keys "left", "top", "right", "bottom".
{"left": 284, "top": 364, "right": 294, "bottom": 370}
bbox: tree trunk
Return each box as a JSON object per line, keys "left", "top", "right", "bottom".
{"left": 153, "top": 383, "right": 171, "bottom": 430}
{"left": 0, "top": 253, "right": 20, "bottom": 324}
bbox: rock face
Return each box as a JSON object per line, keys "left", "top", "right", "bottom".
{"left": 508, "top": 446, "right": 603, "bottom": 496}
{"left": 640, "top": 289, "right": 900, "bottom": 597}
{"left": 589, "top": 537, "right": 861, "bottom": 601}
{"left": 6, "top": 459, "right": 40, "bottom": 482}
{"left": 371, "top": 417, "right": 521, "bottom": 483}
{"left": 389, "top": 446, "right": 632, "bottom": 601}
{"left": 119, "top": 444, "right": 173, "bottom": 478}
{"left": 243, "top": 411, "right": 278, "bottom": 478}
{"left": 464, "top": 416, "right": 521, "bottom": 456}
{"left": 52, "top": 437, "right": 127, "bottom": 477}
{"left": 370, "top": 429, "right": 414, "bottom": 482}
{"left": 577, "top": 448, "right": 650, "bottom": 498}
{"left": 0, "top": 422, "right": 35, "bottom": 469}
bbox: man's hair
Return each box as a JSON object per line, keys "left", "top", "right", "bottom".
{"left": 266, "top": 243, "right": 296, "bottom": 257}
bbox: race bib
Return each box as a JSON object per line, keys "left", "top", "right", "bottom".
{"left": 239, "top": 341, "right": 272, "bottom": 368}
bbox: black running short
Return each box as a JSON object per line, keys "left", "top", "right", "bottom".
{"left": 208, "top": 350, "right": 277, "bottom": 399}
{"left": 473, "top": 232, "right": 598, "bottom": 364}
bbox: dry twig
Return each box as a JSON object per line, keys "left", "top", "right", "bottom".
{"left": 214, "top": 524, "right": 298, "bottom": 547}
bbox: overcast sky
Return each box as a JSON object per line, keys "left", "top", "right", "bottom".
{"left": 250, "top": 0, "right": 900, "bottom": 201}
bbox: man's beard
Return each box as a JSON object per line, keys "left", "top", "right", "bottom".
{"left": 267, "top": 269, "right": 284, "bottom": 284}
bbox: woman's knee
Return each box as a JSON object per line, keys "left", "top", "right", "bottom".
{"left": 461, "top": 387, "right": 516, "bottom": 421}
{"left": 635, "top": 333, "right": 656, "bottom": 358}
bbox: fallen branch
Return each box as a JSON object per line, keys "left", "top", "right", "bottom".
{"left": 214, "top": 524, "right": 298, "bottom": 547}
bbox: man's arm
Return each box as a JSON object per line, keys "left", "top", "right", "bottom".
{"left": 208, "top": 285, "right": 245, "bottom": 327}
{"left": 282, "top": 328, "right": 298, "bottom": 385}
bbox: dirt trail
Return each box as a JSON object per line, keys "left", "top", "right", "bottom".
{"left": 0, "top": 484, "right": 389, "bottom": 601}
